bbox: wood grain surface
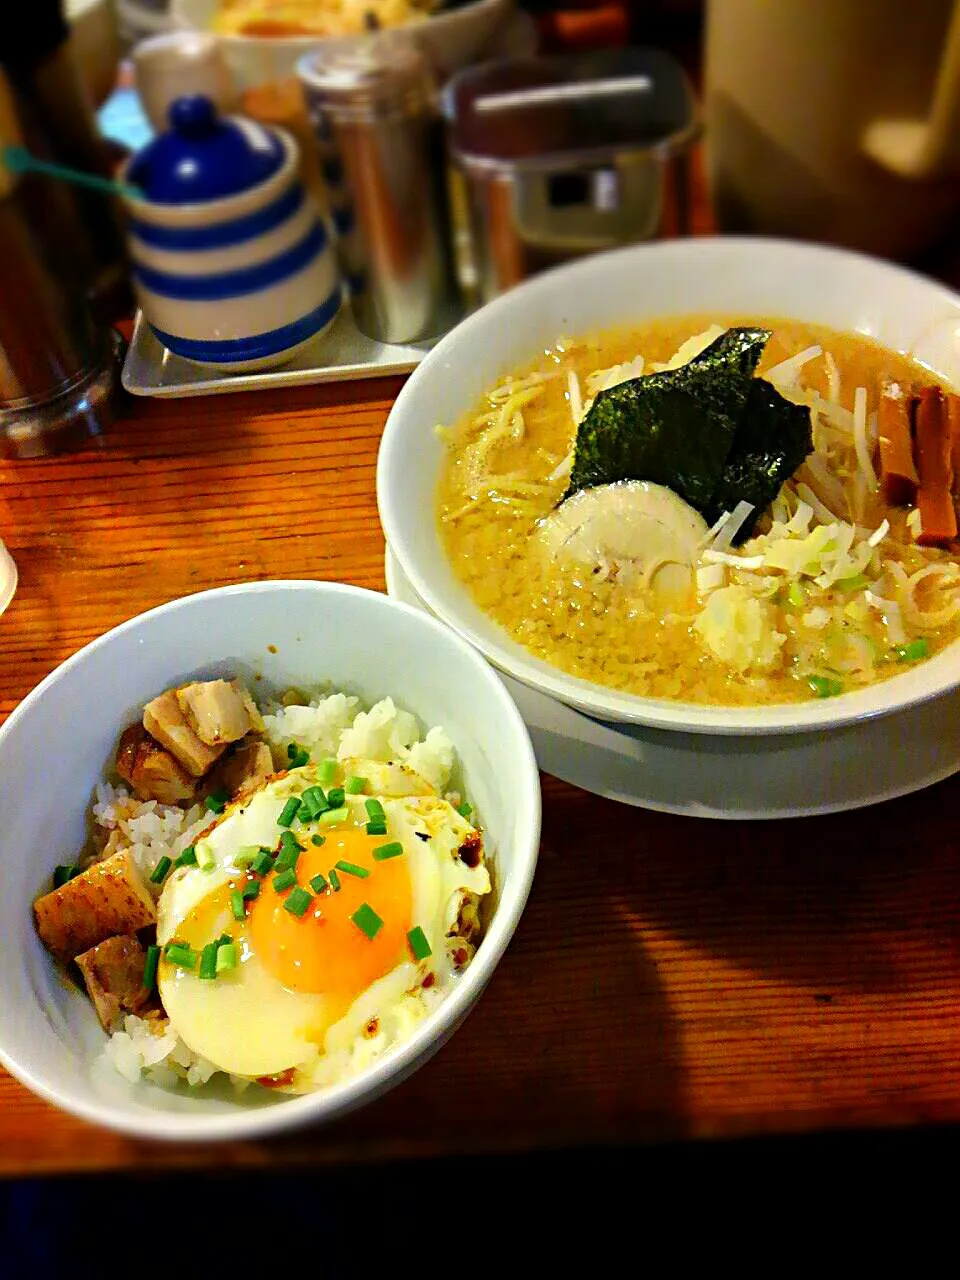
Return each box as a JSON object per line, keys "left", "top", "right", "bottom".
{"left": 3, "top": 353, "right": 960, "bottom": 1176}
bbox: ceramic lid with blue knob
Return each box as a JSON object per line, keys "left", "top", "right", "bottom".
{"left": 126, "top": 95, "right": 286, "bottom": 204}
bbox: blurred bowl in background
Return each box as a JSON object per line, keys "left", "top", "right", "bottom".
{"left": 170, "top": 0, "right": 515, "bottom": 89}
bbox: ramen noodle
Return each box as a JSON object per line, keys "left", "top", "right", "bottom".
{"left": 436, "top": 317, "right": 960, "bottom": 706}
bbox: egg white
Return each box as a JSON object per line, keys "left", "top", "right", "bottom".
{"left": 155, "top": 760, "right": 490, "bottom": 1088}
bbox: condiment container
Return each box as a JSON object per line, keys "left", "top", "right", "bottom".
{"left": 443, "top": 48, "right": 700, "bottom": 304}
{"left": 132, "top": 30, "right": 238, "bottom": 133}
{"left": 1, "top": 67, "right": 121, "bottom": 459}
{"left": 298, "top": 39, "right": 461, "bottom": 345}
{"left": 122, "top": 94, "right": 341, "bottom": 371}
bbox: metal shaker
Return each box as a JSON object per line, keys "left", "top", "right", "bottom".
{"left": 298, "top": 38, "right": 461, "bottom": 345}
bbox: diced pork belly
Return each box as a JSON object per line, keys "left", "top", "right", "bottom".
{"left": 115, "top": 722, "right": 196, "bottom": 805}
{"left": 34, "top": 850, "right": 156, "bottom": 962}
{"left": 175, "top": 678, "right": 260, "bottom": 747}
{"left": 74, "top": 934, "right": 151, "bottom": 1031}
{"left": 207, "top": 737, "right": 274, "bottom": 801}
{"left": 143, "top": 689, "right": 225, "bottom": 777}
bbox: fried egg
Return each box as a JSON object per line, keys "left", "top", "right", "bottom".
{"left": 155, "top": 761, "right": 490, "bottom": 1090}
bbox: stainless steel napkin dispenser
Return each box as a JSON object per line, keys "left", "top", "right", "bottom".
{"left": 443, "top": 48, "right": 700, "bottom": 304}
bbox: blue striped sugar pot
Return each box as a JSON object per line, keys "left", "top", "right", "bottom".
{"left": 122, "top": 95, "right": 341, "bottom": 372}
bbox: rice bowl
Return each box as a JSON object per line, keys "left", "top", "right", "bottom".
{"left": 0, "top": 581, "right": 540, "bottom": 1140}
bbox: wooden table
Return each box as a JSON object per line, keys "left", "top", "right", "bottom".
{"left": 4, "top": 351, "right": 960, "bottom": 1177}
{"left": 4, "top": 120, "right": 960, "bottom": 1170}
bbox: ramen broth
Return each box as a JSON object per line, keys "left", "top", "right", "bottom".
{"left": 436, "top": 316, "right": 960, "bottom": 706}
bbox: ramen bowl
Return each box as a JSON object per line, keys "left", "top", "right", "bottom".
{"left": 377, "top": 236, "right": 960, "bottom": 736}
{"left": 0, "top": 581, "right": 540, "bottom": 1140}
{"left": 170, "top": 0, "right": 513, "bottom": 88}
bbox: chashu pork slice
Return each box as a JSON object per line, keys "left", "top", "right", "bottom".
{"left": 175, "top": 678, "right": 262, "bottom": 748}
{"left": 74, "top": 934, "right": 152, "bottom": 1031}
{"left": 34, "top": 850, "right": 156, "bottom": 963}
{"left": 143, "top": 689, "right": 226, "bottom": 777}
{"left": 115, "top": 722, "right": 197, "bottom": 805}
{"left": 537, "top": 479, "right": 708, "bottom": 604}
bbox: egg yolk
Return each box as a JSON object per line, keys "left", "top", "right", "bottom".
{"left": 248, "top": 828, "right": 413, "bottom": 997}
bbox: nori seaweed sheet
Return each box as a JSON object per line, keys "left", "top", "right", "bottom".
{"left": 563, "top": 325, "right": 813, "bottom": 543}
{"left": 705, "top": 378, "right": 814, "bottom": 540}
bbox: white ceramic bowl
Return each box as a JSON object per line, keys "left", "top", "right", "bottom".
{"left": 377, "top": 236, "right": 960, "bottom": 737}
{"left": 170, "top": 0, "right": 513, "bottom": 89}
{"left": 0, "top": 581, "right": 540, "bottom": 1140}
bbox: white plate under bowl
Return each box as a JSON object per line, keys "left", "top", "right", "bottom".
{"left": 386, "top": 545, "right": 960, "bottom": 819}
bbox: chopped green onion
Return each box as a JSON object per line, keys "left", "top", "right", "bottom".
{"left": 142, "top": 944, "right": 161, "bottom": 991}
{"left": 175, "top": 845, "right": 197, "bottom": 868}
{"left": 232, "top": 845, "right": 260, "bottom": 869}
{"left": 298, "top": 792, "right": 318, "bottom": 821}
{"left": 894, "top": 638, "right": 929, "bottom": 663}
{"left": 837, "top": 573, "right": 869, "bottom": 592}
{"left": 325, "top": 786, "right": 345, "bottom": 810}
{"left": 205, "top": 790, "right": 229, "bottom": 815}
{"left": 786, "top": 581, "right": 806, "bottom": 609}
{"left": 365, "top": 820, "right": 388, "bottom": 836}
{"left": 286, "top": 743, "right": 310, "bottom": 768}
{"left": 364, "top": 798, "right": 385, "bottom": 822}
{"left": 301, "top": 785, "right": 328, "bottom": 817}
{"left": 457, "top": 801, "right": 473, "bottom": 819}
{"left": 318, "top": 806, "right": 349, "bottom": 826}
{"left": 345, "top": 775, "right": 367, "bottom": 795}
{"left": 195, "top": 841, "right": 216, "bottom": 871}
{"left": 252, "top": 850, "right": 274, "bottom": 876}
{"left": 328, "top": 868, "right": 341, "bottom": 892}
{"left": 217, "top": 932, "right": 232, "bottom": 948}
{"left": 149, "top": 855, "right": 172, "bottom": 885}
{"left": 351, "top": 903, "right": 384, "bottom": 940}
{"left": 311, "top": 834, "right": 326, "bottom": 848}
{"left": 284, "top": 886, "right": 313, "bottom": 917}
{"left": 273, "top": 868, "right": 297, "bottom": 892}
{"left": 318, "top": 758, "right": 337, "bottom": 785}
{"left": 230, "top": 889, "right": 246, "bottom": 921}
{"left": 310, "top": 872, "right": 328, "bottom": 893}
{"left": 242, "top": 879, "right": 261, "bottom": 901}
{"left": 199, "top": 941, "right": 219, "bottom": 980}
{"left": 165, "top": 943, "right": 198, "bottom": 970}
{"left": 216, "top": 942, "right": 239, "bottom": 973}
{"left": 372, "top": 842, "right": 404, "bottom": 862}
{"left": 808, "top": 674, "right": 843, "bottom": 698}
{"left": 407, "top": 926, "right": 432, "bottom": 961}
{"left": 53, "top": 864, "right": 80, "bottom": 889}
{"left": 277, "top": 796, "right": 302, "bottom": 828}
{"left": 274, "top": 832, "right": 301, "bottom": 872}
{"left": 335, "top": 859, "right": 369, "bottom": 879}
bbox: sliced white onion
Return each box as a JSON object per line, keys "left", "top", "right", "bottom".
{"left": 710, "top": 500, "right": 755, "bottom": 551}
{"left": 853, "top": 385, "right": 879, "bottom": 493}
{"left": 867, "top": 519, "right": 890, "bottom": 547}
{"left": 566, "top": 369, "right": 583, "bottom": 427}
{"left": 702, "top": 549, "right": 766, "bottom": 569}
{"left": 765, "top": 344, "right": 822, "bottom": 387}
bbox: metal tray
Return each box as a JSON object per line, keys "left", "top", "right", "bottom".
{"left": 121, "top": 305, "right": 442, "bottom": 398}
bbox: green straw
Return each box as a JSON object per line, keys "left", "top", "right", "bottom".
{"left": 0, "top": 145, "right": 143, "bottom": 201}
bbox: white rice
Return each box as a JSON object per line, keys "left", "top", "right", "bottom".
{"left": 99, "top": 690, "right": 456, "bottom": 1092}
